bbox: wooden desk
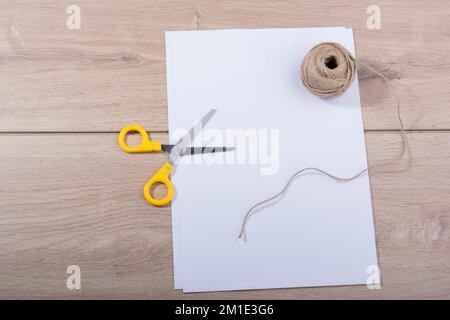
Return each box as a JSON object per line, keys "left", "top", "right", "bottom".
{"left": 0, "top": 0, "right": 448, "bottom": 299}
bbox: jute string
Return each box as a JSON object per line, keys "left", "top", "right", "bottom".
{"left": 238, "top": 42, "right": 407, "bottom": 241}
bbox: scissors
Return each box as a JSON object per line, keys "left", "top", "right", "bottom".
{"left": 118, "top": 109, "right": 233, "bottom": 206}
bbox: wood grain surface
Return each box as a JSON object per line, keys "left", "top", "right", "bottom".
{"left": 0, "top": 0, "right": 449, "bottom": 299}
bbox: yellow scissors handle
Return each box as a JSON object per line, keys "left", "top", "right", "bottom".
{"left": 118, "top": 125, "right": 162, "bottom": 153}
{"left": 143, "top": 162, "right": 174, "bottom": 206}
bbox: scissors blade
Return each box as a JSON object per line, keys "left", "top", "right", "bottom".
{"left": 182, "top": 146, "right": 235, "bottom": 156}
{"left": 162, "top": 144, "right": 235, "bottom": 155}
{"left": 169, "top": 109, "right": 217, "bottom": 166}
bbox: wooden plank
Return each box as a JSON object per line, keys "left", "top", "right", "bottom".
{"left": 1, "top": 0, "right": 450, "bottom": 131}
{"left": 0, "top": 0, "right": 198, "bottom": 132}
{"left": 0, "top": 132, "right": 448, "bottom": 298}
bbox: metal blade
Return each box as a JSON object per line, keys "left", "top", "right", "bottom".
{"left": 181, "top": 146, "right": 235, "bottom": 156}
{"left": 169, "top": 109, "right": 217, "bottom": 166}
{"left": 162, "top": 144, "right": 235, "bottom": 155}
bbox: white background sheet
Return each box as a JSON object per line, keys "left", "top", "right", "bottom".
{"left": 165, "top": 27, "right": 378, "bottom": 292}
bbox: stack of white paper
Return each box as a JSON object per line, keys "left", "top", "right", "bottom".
{"left": 165, "top": 27, "right": 378, "bottom": 293}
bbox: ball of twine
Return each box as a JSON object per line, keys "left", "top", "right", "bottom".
{"left": 300, "top": 42, "right": 356, "bottom": 98}
{"left": 239, "top": 42, "right": 409, "bottom": 242}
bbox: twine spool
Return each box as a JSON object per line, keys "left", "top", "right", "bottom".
{"left": 239, "top": 42, "right": 408, "bottom": 242}
{"left": 300, "top": 42, "right": 356, "bottom": 98}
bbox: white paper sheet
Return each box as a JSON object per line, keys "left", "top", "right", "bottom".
{"left": 165, "top": 27, "right": 378, "bottom": 292}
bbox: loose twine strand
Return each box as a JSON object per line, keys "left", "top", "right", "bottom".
{"left": 238, "top": 42, "right": 408, "bottom": 242}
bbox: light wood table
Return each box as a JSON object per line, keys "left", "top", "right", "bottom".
{"left": 0, "top": 0, "right": 449, "bottom": 299}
